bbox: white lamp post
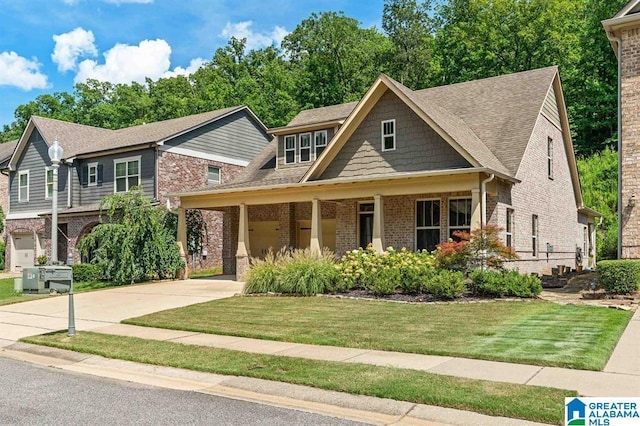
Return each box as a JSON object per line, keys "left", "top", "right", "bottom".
{"left": 47, "top": 139, "right": 75, "bottom": 337}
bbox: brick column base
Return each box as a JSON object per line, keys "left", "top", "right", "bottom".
{"left": 236, "top": 255, "right": 250, "bottom": 281}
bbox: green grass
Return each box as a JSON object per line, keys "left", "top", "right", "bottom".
{"left": 22, "top": 331, "right": 574, "bottom": 425}
{"left": 0, "top": 277, "right": 48, "bottom": 305}
{"left": 188, "top": 266, "right": 223, "bottom": 279}
{"left": 123, "top": 297, "right": 633, "bottom": 370}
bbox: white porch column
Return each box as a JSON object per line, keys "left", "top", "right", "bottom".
{"left": 237, "top": 203, "right": 250, "bottom": 257}
{"left": 310, "top": 198, "right": 323, "bottom": 254}
{"left": 372, "top": 194, "right": 385, "bottom": 253}
{"left": 471, "top": 188, "right": 481, "bottom": 231}
{"left": 177, "top": 207, "right": 188, "bottom": 279}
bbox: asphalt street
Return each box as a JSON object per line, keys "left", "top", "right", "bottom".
{"left": 0, "top": 358, "right": 369, "bottom": 425}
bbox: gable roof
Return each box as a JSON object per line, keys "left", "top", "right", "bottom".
{"left": 603, "top": 0, "right": 640, "bottom": 46}
{"left": 7, "top": 106, "right": 264, "bottom": 170}
{"left": 0, "top": 140, "right": 18, "bottom": 166}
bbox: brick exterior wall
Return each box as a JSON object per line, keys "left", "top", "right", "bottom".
{"left": 621, "top": 26, "right": 640, "bottom": 258}
{"left": 158, "top": 150, "right": 243, "bottom": 270}
{"left": 0, "top": 174, "right": 8, "bottom": 239}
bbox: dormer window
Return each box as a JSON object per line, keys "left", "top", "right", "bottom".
{"left": 314, "top": 130, "right": 327, "bottom": 158}
{"left": 284, "top": 135, "right": 296, "bottom": 164}
{"left": 300, "top": 133, "right": 311, "bottom": 162}
{"left": 382, "top": 119, "right": 396, "bottom": 151}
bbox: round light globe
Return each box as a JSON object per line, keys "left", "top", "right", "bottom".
{"left": 48, "top": 139, "right": 63, "bottom": 163}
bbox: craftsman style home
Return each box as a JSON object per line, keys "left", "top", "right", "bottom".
{"left": 174, "top": 67, "right": 600, "bottom": 278}
{"left": 3, "top": 106, "right": 270, "bottom": 272}
{"left": 603, "top": 0, "right": 640, "bottom": 259}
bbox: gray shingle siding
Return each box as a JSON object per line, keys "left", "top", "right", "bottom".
{"left": 76, "top": 148, "right": 156, "bottom": 204}
{"left": 165, "top": 110, "right": 270, "bottom": 162}
{"left": 319, "top": 90, "right": 471, "bottom": 180}
{"left": 10, "top": 130, "right": 69, "bottom": 213}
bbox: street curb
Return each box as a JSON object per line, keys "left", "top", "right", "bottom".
{"left": 0, "top": 342, "right": 550, "bottom": 426}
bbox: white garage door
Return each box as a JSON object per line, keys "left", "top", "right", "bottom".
{"left": 13, "top": 233, "right": 35, "bottom": 272}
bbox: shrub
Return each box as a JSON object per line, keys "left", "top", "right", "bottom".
{"left": 279, "top": 249, "right": 340, "bottom": 296}
{"left": 72, "top": 263, "right": 101, "bottom": 282}
{"left": 424, "top": 269, "right": 466, "bottom": 299}
{"left": 0, "top": 241, "right": 5, "bottom": 271}
{"left": 243, "top": 250, "right": 284, "bottom": 294}
{"left": 598, "top": 260, "right": 640, "bottom": 294}
{"left": 370, "top": 267, "right": 401, "bottom": 296}
{"left": 469, "top": 270, "right": 542, "bottom": 298}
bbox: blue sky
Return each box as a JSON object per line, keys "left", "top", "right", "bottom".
{"left": 0, "top": 0, "right": 385, "bottom": 130}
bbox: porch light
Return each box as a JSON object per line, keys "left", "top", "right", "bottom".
{"left": 629, "top": 194, "right": 637, "bottom": 208}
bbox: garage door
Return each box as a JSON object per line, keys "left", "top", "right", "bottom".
{"left": 13, "top": 233, "right": 35, "bottom": 272}
{"left": 296, "top": 219, "right": 336, "bottom": 252}
{"left": 248, "top": 221, "right": 280, "bottom": 258}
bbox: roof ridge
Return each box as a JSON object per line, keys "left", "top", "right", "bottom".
{"left": 115, "top": 105, "right": 244, "bottom": 133}
{"left": 31, "top": 115, "right": 113, "bottom": 132}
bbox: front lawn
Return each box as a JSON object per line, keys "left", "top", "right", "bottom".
{"left": 0, "top": 277, "right": 48, "bottom": 306}
{"left": 23, "top": 331, "right": 574, "bottom": 425}
{"left": 123, "top": 297, "right": 633, "bottom": 370}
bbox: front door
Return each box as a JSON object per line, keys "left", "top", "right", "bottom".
{"left": 12, "top": 233, "right": 35, "bottom": 271}
{"left": 358, "top": 203, "right": 374, "bottom": 249}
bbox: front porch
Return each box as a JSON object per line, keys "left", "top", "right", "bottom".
{"left": 177, "top": 170, "right": 500, "bottom": 279}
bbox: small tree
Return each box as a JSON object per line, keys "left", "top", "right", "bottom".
{"left": 186, "top": 209, "right": 208, "bottom": 268}
{"left": 435, "top": 225, "right": 518, "bottom": 272}
{"left": 78, "top": 187, "right": 184, "bottom": 284}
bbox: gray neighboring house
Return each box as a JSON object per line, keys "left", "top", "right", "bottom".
{"left": 174, "top": 67, "right": 600, "bottom": 278}
{"left": 3, "top": 106, "right": 271, "bottom": 272}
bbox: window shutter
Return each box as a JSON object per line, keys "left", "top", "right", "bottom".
{"left": 81, "top": 166, "right": 88, "bottom": 185}
{"left": 97, "top": 164, "right": 103, "bottom": 185}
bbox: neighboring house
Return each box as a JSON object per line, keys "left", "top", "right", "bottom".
{"left": 603, "top": 1, "right": 640, "bottom": 259}
{"left": 173, "top": 67, "right": 600, "bottom": 278}
{"left": 0, "top": 140, "right": 18, "bottom": 239}
{"left": 3, "top": 106, "right": 271, "bottom": 272}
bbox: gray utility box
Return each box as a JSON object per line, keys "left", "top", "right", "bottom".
{"left": 22, "top": 266, "right": 73, "bottom": 294}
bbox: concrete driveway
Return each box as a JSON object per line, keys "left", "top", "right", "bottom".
{"left": 0, "top": 277, "right": 243, "bottom": 343}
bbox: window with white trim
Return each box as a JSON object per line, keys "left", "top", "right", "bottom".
{"left": 532, "top": 215, "right": 539, "bottom": 256}
{"left": 208, "top": 166, "right": 220, "bottom": 186}
{"left": 18, "top": 171, "right": 29, "bottom": 202}
{"left": 382, "top": 119, "right": 396, "bottom": 151}
{"left": 299, "top": 133, "right": 311, "bottom": 162}
{"left": 416, "top": 199, "right": 440, "bottom": 251}
{"left": 88, "top": 162, "right": 98, "bottom": 187}
{"left": 114, "top": 157, "right": 140, "bottom": 193}
{"left": 547, "top": 137, "right": 553, "bottom": 179}
{"left": 506, "top": 208, "right": 514, "bottom": 248}
{"left": 284, "top": 135, "right": 295, "bottom": 164}
{"left": 449, "top": 198, "right": 472, "bottom": 239}
{"left": 45, "top": 167, "right": 53, "bottom": 199}
{"left": 314, "top": 130, "right": 327, "bottom": 159}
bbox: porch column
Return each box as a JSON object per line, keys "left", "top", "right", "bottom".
{"left": 471, "top": 188, "right": 481, "bottom": 231}
{"left": 372, "top": 194, "right": 385, "bottom": 253}
{"left": 310, "top": 198, "right": 323, "bottom": 254}
{"left": 177, "top": 208, "right": 188, "bottom": 279}
{"left": 236, "top": 203, "right": 251, "bottom": 279}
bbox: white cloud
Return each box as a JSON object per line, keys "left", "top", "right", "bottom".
{"left": 73, "top": 39, "right": 202, "bottom": 84}
{"left": 0, "top": 51, "right": 48, "bottom": 90}
{"left": 220, "top": 21, "right": 289, "bottom": 51}
{"left": 52, "top": 27, "right": 97, "bottom": 72}
{"left": 163, "top": 57, "right": 206, "bottom": 78}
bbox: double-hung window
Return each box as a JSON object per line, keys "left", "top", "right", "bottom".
{"left": 505, "top": 208, "right": 514, "bottom": 248}
{"left": 284, "top": 135, "right": 296, "bottom": 164}
{"left": 45, "top": 167, "right": 54, "bottom": 199}
{"left": 18, "top": 171, "right": 29, "bottom": 202}
{"left": 299, "top": 133, "right": 311, "bottom": 162}
{"left": 449, "top": 198, "right": 472, "bottom": 239}
{"left": 114, "top": 157, "right": 140, "bottom": 193}
{"left": 87, "top": 162, "right": 98, "bottom": 186}
{"left": 416, "top": 200, "right": 441, "bottom": 251}
{"left": 532, "top": 215, "right": 539, "bottom": 256}
{"left": 208, "top": 166, "right": 220, "bottom": 186}
{"left": 314, "top": 130, "right": 327, "bottom": 159}
{"left": 381, "top": 119, "right": 396, "bottom": 151}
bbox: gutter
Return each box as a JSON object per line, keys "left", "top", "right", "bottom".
{"left": 481, "top": 173, "right": 495, "bottom": 227}
{"left": 606, "top": 31, "right": 622, "bottom": 259}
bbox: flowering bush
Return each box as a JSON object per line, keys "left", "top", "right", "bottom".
{"left": 336, "top": 246, "right": 435, "bottom": 292}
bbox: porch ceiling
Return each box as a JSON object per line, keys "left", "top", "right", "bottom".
{"left": 179, "top": 168, "right": 509, "bottom": 209}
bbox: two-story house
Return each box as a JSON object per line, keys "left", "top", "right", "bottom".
{"left": 3, "top": 106, "right": 271, "bottom": 272}
{"left": 173, "top": 67, "right": 600, "bottom": 278}
{"left": 0, "top": 140, "right": 18, "bottom": 239}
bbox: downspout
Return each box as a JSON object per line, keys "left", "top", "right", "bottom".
{"left": 607, "top": 32, "right": 622, "bottom": 259}
{"left": 481, "top": 173, "right": 495, "bottom": 228}
{"left": 67, "top": 162, "right": 72, "bottom": 208}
